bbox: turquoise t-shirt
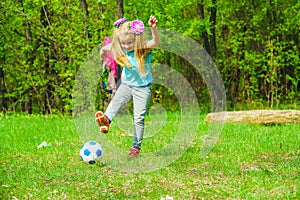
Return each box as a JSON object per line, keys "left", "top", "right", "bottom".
{"left": 121, "top": 51, "right": 153, "bottom": 87}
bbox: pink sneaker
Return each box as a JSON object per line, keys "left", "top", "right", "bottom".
{"left": 128, "top": 147, "right": 140, "bottom": 158}
{"left": 95, "top": 111, "right": 110, "bottom": 134}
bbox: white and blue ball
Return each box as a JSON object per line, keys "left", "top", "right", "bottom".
{"left": 80, "top": 141, "right": 103, "bottom": 164}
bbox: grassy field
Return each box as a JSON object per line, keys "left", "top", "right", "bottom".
{"left": 0, "top": 113, "right": 299, "bottom": 199}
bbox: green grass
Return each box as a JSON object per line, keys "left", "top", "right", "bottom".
{"left": 0, "top": 113, "right": 299, "bottom": 199}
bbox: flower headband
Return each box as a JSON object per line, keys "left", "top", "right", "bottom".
{"left": 113, "top": 17, "right": 126, "bottom": 28}
{"left": 130, "top": 20, "right": 144, "bottom": 35}
{"left": 113, "top": 18, "right": 145, "bottom": 35}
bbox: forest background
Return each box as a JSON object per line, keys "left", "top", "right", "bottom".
{"left": 0, "top": 0, "right": 299, "bottom": 115}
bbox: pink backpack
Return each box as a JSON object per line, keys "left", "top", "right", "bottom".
{"left": 101, "top": 36, "right": 119, "bottom": 96}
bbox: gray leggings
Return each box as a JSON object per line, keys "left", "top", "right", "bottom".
{"left": 105, "top": 83, "right": 152, "bottom": 150}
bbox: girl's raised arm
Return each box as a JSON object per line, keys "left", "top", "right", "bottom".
{"left": 146, "top": 16, "right": 160, "bottom": 49}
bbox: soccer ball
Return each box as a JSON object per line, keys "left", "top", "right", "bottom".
{"left": 80, "top": 141, "right": 103, "bottom": 164}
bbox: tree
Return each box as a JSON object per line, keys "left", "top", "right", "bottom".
{"left": 0, "top": 0, "right": 299, "bottom": 114}
{"left": 197, "top": 0, "right": 217, "bottom": 58}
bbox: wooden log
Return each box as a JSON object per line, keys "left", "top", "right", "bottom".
{"left": 204, "top": 110, "right": 300, "bottom": 125}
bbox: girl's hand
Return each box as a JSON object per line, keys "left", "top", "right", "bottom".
{"left": 100, "top": 43, "right": 112, "bottom": 60}
{"left": 148, "top": 16, "right": 158, "bottom": 28}
{"left": 100, "top": 49, "right": 107, "bottom": 60}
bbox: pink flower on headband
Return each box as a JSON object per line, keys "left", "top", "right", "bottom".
{"left": 130, "top": 20, "right": 144, "bottom": 35}
{"left": 113, "top": 17, "right": 126, "bottom": 27}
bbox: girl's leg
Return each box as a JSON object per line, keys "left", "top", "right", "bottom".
{"left": 105, "top": 84, "right": 132, "bottom": 121}
{"left": 96, "top": 84, "right": 132, "bottom": 133}
{"left": 131, "top": 85, "right": 152, "bottom": 150}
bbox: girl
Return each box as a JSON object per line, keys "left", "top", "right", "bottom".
{"left": 96, "top": 16, "right": 160, "bottom": 158}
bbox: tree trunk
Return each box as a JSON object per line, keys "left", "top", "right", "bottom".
{"left": 0, "top": 67, "right": 6, "bottom": 112}
{"left": 209, "top": 0, "right": 217, "bottom": 58}
{"left": 197, "top": 0, "right": 211, "bottom": 55}
{"left": 115, "top": 0, "right": 124, "bottom": 87}
{"left": 80, "top": 0, "right": 89, "bottom": 17}
{"left": 116, "top": 0, "right": 124, "bottom": 18}
{"left": 205, "top": 110, "right": 300, "bottom": 125}
{"left": 80, "top": 0, "right": 90, "bottom": 39}
{"left": 17, "top": 0, "right": 33, "bottom": 114}
{"left": 229, "top": 67, "right": 240, "bottom": 109}
{"left": 197, "top": 0, "right": 218, "bottom": 58}
{"left": 40, "top": 5, "right": 52, "bottom": 115}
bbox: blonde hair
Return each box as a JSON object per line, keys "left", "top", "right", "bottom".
{"left": 110, "top": 21, "right": 151, "bottom": 76}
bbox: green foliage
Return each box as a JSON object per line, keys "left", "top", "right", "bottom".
{"left": 216, "top": 0, "right": 300, "bottom": 109}
{"left": 0, "top": 0, "right": 299, "bottom": 114}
